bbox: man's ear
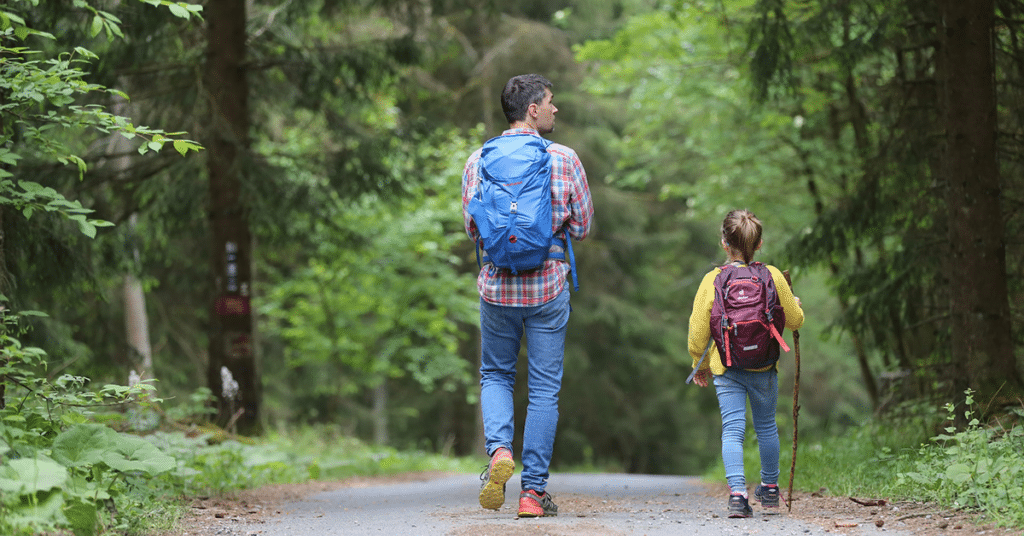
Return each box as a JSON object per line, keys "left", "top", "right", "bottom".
{"left": 528, "top": 102, "right": 538, "bottom": 118}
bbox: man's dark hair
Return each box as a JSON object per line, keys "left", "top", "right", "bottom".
{"left": 501, "top": 74, "right": 552, "bottom": 124}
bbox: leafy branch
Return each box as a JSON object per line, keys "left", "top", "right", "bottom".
{"left": 0, "top": 0, "right": 204, "bottom": 239}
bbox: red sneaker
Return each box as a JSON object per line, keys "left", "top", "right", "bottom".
{"left": 478, "top": 447, "right": 514, "bottom": 510}
{"left": 518, "top": 489, "right": 558, "bottom": 517}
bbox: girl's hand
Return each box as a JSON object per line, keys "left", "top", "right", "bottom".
{"left": 694, "top": 368, "right": 710, "bottom": 387}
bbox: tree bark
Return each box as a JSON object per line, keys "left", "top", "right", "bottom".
{"left": 372, "top": 379, "right": 389, "bottom": 445}
{"left": 1, "top": 88, "right": 6, "bottom": 410}
{"left": 938, "top": 0, "right": 1023, "bottom": 406}
{"left": 109, "top": 89, "right": 155, "bottom": 384}
{"left": 124, "top": 271, "right": 153, "bottom": 379}
{"left": 205, "top": 0, "right": 261, "bottom": 434}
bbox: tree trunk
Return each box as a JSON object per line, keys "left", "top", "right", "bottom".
{"left": 938, "top": 0, "right": 1023, "bottom": 406}
{"left": 372, "top": 379, "right": 389, "bottom": 445}
{"left": 1, "top": 90, "right": 6, "bottom": 410}
{"left": 124, "top": 271, "right": 153, "bottom": 379}
{"left": 205, "top": 0, "right": 261, "bottom": 434}
{"left": 109, "top": 89, "right": 155, "bottom": 384}
{"left": 0, "top": 205, "right": 5, "bottom": 410}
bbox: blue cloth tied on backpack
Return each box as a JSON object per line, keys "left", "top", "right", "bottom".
{"left": 468, "top": 134, "right": 579, "bottom": 291}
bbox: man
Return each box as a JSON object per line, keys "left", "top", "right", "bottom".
{"left": 461, "top": 74, "right": 594, "bottom": 518}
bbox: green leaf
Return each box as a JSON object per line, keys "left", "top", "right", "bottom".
{"left": 98, "top": 10, "right": 122, "bottom": 24}
{"left": 17, "top": 310, "right": 49, "bottom": 317}
{"left": 107, "top": 20, "right": 124, "bottom": 39}
{"left": 64, "top": 499, "right": 100, "bottom": 536}
{"left": 147, "top": 140, "right": 162, "bottom": 152}
{"left": 5, "top": 490, "right": 65, "bottom": 528}
{"left": 945, "top": 463, "right": 973, "bottom": 485}
{"left": 0, "top": 149, "right": 20, "bottom": 166}
{"left": 90, "top": 15, "right": 103, "bottom": 37}
{"left": 100, "top": 436, "right": 175, "bottom": 475}
{"left": 169, "top": 3, "right": 190, "bottom": 18}
{"left": 19, "top": 180, "right": 43, "bottom": 193}
{"left": 73, "top": 46, "right": 98, "bottom": 59}
{"left": 77, "top": 219, "right": 97, "bottom": 238}
{"left": 3, "top": 11, "right": 26, "bottom": 26}
{"left": 52, "top": 424, "right": 119, "bottom": 467}
{"left": 0, "top": 457, "right": 68, "bottom": 493}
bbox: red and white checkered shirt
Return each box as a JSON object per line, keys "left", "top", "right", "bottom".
{"left": 462, "top": 128, "right": 594, "bottom": 306}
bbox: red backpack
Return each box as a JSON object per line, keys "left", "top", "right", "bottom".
{"left": 710, "top": 262, "right": 790, "bottom": 370}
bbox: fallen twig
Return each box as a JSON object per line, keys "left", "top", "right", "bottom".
{"left": 849, "top": 497, "right": 887, "bottom": 507}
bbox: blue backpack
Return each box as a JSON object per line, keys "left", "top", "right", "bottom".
{"left": 467, "top": 134, "right": 578, "bottom": 290}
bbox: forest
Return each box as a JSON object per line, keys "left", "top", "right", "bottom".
{"left": 1, "top": 0, "right": 1023, "bottom": 533}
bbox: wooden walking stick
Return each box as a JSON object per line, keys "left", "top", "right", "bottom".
{"left": 783, "top": 270, "right": 800, "bottom": 513}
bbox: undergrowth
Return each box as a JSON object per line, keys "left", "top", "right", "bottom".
{"left": 706, "top": 389, "right": 1024, "bottom": 530}
{"left": 0, "top": 306, "right": 478, "bottom": 536}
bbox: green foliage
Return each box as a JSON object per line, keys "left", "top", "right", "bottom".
{"left": 1, "top": 304, "right": 477, "bottom": 534}
{"left": 248, "top": 425, "right": 480, "bottom": 481}
{"left": 258, "top": 125, "right": 480, "bottom": 433}
{"left": 0, "top": 0, "right": 203, "bottom": 190}
{"left": 0, "top": 0, "right": 208, "bottom": 404}
{"left": 895, "top": 391, "right": 1024, "bottom": 527}
{"left": 575, "top": 0, "right": 812, "bottom": 232}
{"left": 0, "top": 310, "right": 173, "bottom": 536}
{"left": 750, "top": 392, "right": 1024, "bottom": 530}
{"left": 568, "top": 0, "right": 873, "bottom": 474}
{"left": 578, "top": 0, "right": 1024, "bottom": 412}
{"left": 143, "top": 424, "right": 481, "bottom": 497}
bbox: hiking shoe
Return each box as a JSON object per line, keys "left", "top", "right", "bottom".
{"left": 478, "top": 447, "right": 514, "bottom": 510}
{"left": 518, "top": 489, "right": 558, "bottom": 517}
{"left": 754, "top": 484, "right": 780, "bottom": 510}
{"left": 728, "top": 493, "right": 753, "bottom": 518}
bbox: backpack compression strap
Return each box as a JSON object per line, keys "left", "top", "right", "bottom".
{"left": 723, "top": 320, "right": 733, "bottom": 368}
{"left": 475, "top": 229, "right": 580, "bottom": 292}
{"left": 766, "top": 308, "right": 791, "bottom": 352}
{"left": 759, "top": 266, "right": 791, "bottom": 352}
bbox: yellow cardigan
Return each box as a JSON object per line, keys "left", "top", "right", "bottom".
{"left": 688, "top": 264, "right": 805, "bottom": 375}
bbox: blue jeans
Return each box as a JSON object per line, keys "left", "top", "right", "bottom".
{"left": 479, "top": 289, "right": 570, "bottom": 493}
{"left": 713, "top": 368, "right": 780, "bottom": 494}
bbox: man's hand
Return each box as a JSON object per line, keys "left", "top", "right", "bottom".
{"left": 693, "top": 368, "right": 710, "bottom": 387}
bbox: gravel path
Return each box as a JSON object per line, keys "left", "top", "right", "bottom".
{"left": 203, "top": 472, "right": 912, "bottom": 536}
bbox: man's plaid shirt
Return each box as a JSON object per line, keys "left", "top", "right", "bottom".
{"left": 462, "top": 128, "right": 594, "bottom": 306}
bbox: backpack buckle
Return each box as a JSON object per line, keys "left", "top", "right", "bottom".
{"left": 510, "top": 202, "right": 518, "bottom": 213}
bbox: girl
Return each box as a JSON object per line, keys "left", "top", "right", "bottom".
{"left": 688, "top": 209, "right": 804, "bottom": 518}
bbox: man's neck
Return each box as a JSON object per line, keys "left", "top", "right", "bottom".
{"left": 509, "top": 121, "right": 536, "bottom": 130}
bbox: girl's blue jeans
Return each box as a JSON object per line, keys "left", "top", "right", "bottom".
{"left": 713, "top": 368, "right": 780, "bottom": 494}
{"left": 479, "top": 289, "right": 570, "bottom": 493}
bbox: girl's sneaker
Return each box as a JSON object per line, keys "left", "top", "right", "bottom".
{"left": 518, "top": 489, "right": 558, "bottom": 517}
{"left": 728, "top": 492, "right": 753, "bottom": 518}
{"left": 754, "top": 484, "right": 780, "bottom": 510}
{"left": 478, "top": 447, "right": 514, "bottom": 510}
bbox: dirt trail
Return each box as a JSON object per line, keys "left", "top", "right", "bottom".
{"left": 170, "top": 472, "right": 1019, "bottom": 536}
